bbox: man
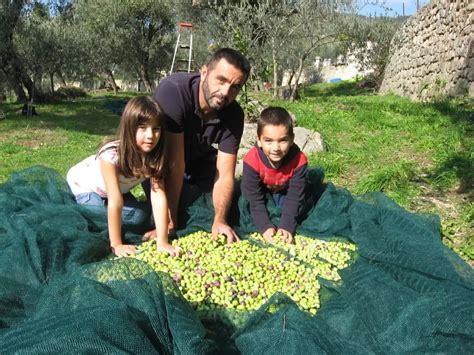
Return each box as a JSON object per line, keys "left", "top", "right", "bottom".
{"left": 154, "top": 48, "right": 250, "bottom": 243}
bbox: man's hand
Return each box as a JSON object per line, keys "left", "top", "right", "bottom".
{"left": 277, "top": 228, "right": 294, "bottom": 244}
{"left": 262, "top": 227, "right": 276, "bottom": 244}
{"left": 212, "top": 220, "right": 240, "bottom": 244}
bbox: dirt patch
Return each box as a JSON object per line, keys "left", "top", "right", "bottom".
{"left": 5, "top": 128, "right": 67, "bottom": 149}
{"left": 313, "top": 105, "right": 325, "bottom": 114}
{"left": 334, "top": 102, "right": 355, "bottom": 111}
{"left": 411, "top": 183, "right": 473, "bottom": 267}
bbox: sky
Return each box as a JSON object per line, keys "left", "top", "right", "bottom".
{"left": 358, "top": 0, "right": 431, "bottom": 17}
{"left": 35, "top": 0, "right": 431, "bottom": 19}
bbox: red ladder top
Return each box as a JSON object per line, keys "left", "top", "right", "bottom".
{"left": 179, "top": 22, "right": 193, "bottom": 30}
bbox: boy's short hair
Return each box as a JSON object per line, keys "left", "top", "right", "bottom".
{"left": 207, "top": 48, "right": 251, "bottom": 82}
{"left": 257, "top": 107, "right": 294, "bottom": 139}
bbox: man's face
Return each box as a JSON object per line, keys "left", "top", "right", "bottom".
{"left": 200, "top": 58, "right": 246, "bottom": 112}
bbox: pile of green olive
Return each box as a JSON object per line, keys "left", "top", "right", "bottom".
{"left": 124, "top": 231, "right": 356, "bottom": 326}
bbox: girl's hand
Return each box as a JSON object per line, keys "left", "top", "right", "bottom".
{"left": 112, "top": 244, "right": 137, "bottom": 257}
{"left": 157, "top": 242, "right": 181, "bottom": 257}
{"left": 262, "top": 227, "right": 276, "bottom": 244}
{"left": 277, "top": 228, "right": 294, "bottom": 244}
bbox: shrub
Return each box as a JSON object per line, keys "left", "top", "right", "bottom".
{"left": 55, "top": 86, "right": 88, "bottom": 100}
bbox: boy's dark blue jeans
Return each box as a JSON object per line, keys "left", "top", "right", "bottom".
{"left": 272, "top": 191, "right": 287, "bottom": 208}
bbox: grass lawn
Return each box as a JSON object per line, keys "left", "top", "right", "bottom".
{"left": 0, "top": 83, "right": 472, "bottom": 265}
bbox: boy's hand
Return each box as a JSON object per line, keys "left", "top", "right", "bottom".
{"left": 277, "top": 228, "right": 294, "bottom": 244}
{"left": 262, "top": 227, "right": 276, "bottom": 244}
{"left": 157, "top": 242, "right": 181, "bottom": 257}
{"left": 112, "top": 244, "right": 137, "bottom": 257}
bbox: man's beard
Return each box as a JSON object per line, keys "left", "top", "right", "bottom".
{"left": 202, "top": 77, "right": 228, "bottom": 111}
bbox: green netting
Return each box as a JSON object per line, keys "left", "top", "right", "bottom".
{"left": 0, "top": 166, "right": 472, "bottom": 354}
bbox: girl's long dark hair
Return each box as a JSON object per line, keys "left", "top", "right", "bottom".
{"left": 98, "top": 96, "right": 166, "bottom": 180}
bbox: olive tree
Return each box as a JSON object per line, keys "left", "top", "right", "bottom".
{"left": 198, "top": 0, "right": 358, "bottom": 100}
{"left": 194, "top": 1, "right": 269, "bottom": 81}
{"left": 272, "top": 0, "right": 357, "bottom": 100}
{"left": 345, "top": 15, "right": 403, "bottom": 87}
{"left": 0, "top": 0, "right": 79, "bottom": 100}
{"left": 117, "top": 0, "right": 175, "bottom": 91}
{"left": 73, "top": 0, "right": 176, "bottom": 93}
{"left": 14, "top": 2, "right": 67, "bottom": 95}
{"left": 0, "top": 0, "right": 37, "bottom": 101}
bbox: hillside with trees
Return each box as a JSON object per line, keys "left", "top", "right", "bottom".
{"left": 0, "top": 0, "right": 404, "bottom": 102}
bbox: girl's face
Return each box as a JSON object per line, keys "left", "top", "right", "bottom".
{"left": 257, "top": 124, "right": 293, "bottom": 168}
{"left": 135, "top": 122, "right": 161, "bottom": 154}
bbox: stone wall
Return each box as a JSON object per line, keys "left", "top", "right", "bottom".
{"left": 380, "top": 0, "right": 473, "bottom": 101}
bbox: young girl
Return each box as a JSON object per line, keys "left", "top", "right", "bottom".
{"left": 67, "top": 96, "right": 180, "bottom": 257}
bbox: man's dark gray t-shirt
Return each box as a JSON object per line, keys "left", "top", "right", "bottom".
{"left": 154, "top": 73, "right": 244, "bottom": 182}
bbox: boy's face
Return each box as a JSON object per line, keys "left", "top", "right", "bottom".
{"left": 257, "top": 124, "right": 293, "bottom": 168}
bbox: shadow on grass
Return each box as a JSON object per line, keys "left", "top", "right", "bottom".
{"left": 427, "top": 152, "right": 473, "bottom": 198}
{"left": 427, "top": 99, "right": 473, "bottom": 196}
{"left": 102, "top": 98, "right": 130, "bottom": 117}
{"left": 302, "top": 81, "right": 376, "bottom": 98}
{"left": 1, "top": 96, "right": 134, "bottom": 137}
{"left": 429, "top": 99, "right": 474, "bottom": 126}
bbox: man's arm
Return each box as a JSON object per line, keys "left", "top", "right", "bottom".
{"left": 212, "top": 150, "right": 239, "bottom": 243}
{"left": 165, "top": 132, "right": 185, "bottom": 230}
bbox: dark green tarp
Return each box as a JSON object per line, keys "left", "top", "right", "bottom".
{"left": 0, "top": 166, "right": 472, "bottom": 354}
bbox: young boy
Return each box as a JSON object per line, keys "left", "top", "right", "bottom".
{"left": 241, "top": 107, "right": 308, "bottom": 244}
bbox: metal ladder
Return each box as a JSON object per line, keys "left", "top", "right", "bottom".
{"left": 170, "top": 22, "right": 194, "bottom": 75}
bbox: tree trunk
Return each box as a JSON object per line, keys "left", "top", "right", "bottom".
{"left": 16, "top": 84, "right": 27, "bottom": 102}
{"left": 21, "top": 72, "right": 43, "bottom": 102}
{"left": 143, "top": 78, "right": 153, "bottom": 92}
{"left": 49, "top": 72, "right": 54, "bottom": 93}
{"left": 57, "top": 71, "right": 67, "bottom": 86}
{"left": 290, "top": 57, "right": 305, "bottom": 102}
{"left": 272, "top": 47, "right": 278, "bottom": 99}
{"left": 3, "top": 42, "right": 43, "bottom": 102}
{"left": 0, "top": 0, "right": 28, "bottom": 102}
{"left": 107, "top": 69, "right": 119, "bottom": 95}
{"left": 287, "top": 69, "right": 295, "bottom": 88}
{"left": 33, "top": 71, "right": 42, "bottom": 97}
{"left": 139, "top": 34, "right": 154, "bottom": 93}
{"left": 140, "top": 66, "right": 154, "bottom": 93}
